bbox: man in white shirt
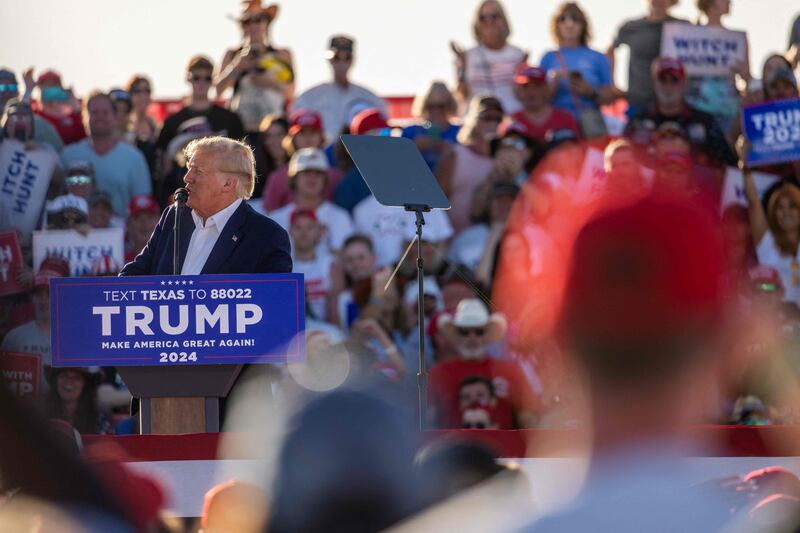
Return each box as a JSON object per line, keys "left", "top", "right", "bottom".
{"left": 292, "top": 35, "right": 387, "bottom": 141}
{"left": 121, "top": 136, "right": 291, "bottom": 276}
{"left": 268, "top": 148, "right": 354, "bottom": 255}
{"left": 353, "top": 194, "right": 453, "bottom": 268}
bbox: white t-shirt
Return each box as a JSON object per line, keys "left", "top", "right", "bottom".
{"left": 268, "top": 201, "right": 355, "bottom": 254}
{"left": 353, "top": 195, "right": 454, "bottom": 267}
{"left": 293, "top": 252, "right": 334, "bottom": 321}
{"left": 464, "top": 44, "right": 526, "bottom": 115}
{"left": 756, "top": 230, "right": 800, "bottom": 303}
{"left": 292, "top": 82, "right": 388, "bottom": 142}
{"left": 447, "top": 224, "right": 491, "bottom": 271}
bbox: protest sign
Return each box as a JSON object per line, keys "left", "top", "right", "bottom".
{"left": 0, "top": 230, "right": 26, "bottom": 296}
{"left": 743, "top": 98, "right": 800, "bottom": 166}
{"left": 0, "top": 351, "right": 41, "bottom": 400}
{"left": 50, "top": 274, "right": 306, "bottom": 367}
{"left": 33, "top": 228, "right": 124, "bottom": 277}
{"left": 0, "top": 140, "right": 58, "bottom": 240}
{"left": 661, "top": 23, "right": 747, "bottom": 77}
{"left": 719, "top": 166, "right": 780, "bottom": 213}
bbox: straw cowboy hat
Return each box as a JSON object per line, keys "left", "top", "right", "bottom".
{"left": 437, "top": 298, "right": 507, "bottom": 343}
{"left": 230, "top": 0, "right": 279, "bottom": 23}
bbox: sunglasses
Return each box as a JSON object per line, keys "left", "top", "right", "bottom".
{"left": 66, "top": 175, "right": 92, "bottom": 186}
{"left": 478, "top": 113, "right": 503, "bottom": 123}
{"left": 500, "top": 137, "right": 528, "bottom": 151}
{"left": 463, "top": 422, "right": 487, "bottom": 429}
{"left": 0, "top": 83, "right": 18, "bottom": 93}
{"left": 241, "top": 14, "right": 269, "bottom": 26}
{"left": 457, "top": 327, "right": 486, "bottom": 337}
{"left": 658, "top": 73, "right": 682, "bottom": 84}
{"left": 479, "top": 12, "right": 502, "bottom": 23}
{"left": 558, "top": 13, "right": 581, "bottom": 23}
{"left": 191, "top": 74, "right": 213, "bottom": 82}
{"left": 50, "top": 212, "right": 87, "bottom": 226}
{"left": 131, "top": 87, "right": 151, "bottom": 95}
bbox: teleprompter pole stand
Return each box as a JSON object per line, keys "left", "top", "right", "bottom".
{"left": 407, "top": 203, "right": 430, "bottom": 431}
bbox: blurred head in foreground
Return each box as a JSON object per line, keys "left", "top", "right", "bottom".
{"left": 267, "top": 389, "right": 418, "bottom": 533}
{"left": 557, "top": 195, "right": 727, "bottom": 451}
{"left": 201, "top": 479, "right": 268, "bottom": 533}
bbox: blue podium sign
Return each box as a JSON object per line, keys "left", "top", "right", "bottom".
{"left": 50, "top": 274, "right": 305, "bottom": 367}
{"left": 743, "top": 98, "right": 800, "bottom": 166}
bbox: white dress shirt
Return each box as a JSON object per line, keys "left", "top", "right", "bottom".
{"left": 181, "top": 199, "right": 242, "bottom": 275}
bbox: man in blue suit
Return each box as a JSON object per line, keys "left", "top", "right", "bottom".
{"left": 121, "top": 136, "right": 291, "bottom": 276}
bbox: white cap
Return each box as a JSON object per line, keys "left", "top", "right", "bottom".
{"left": 47, "top": 194, "right": 88, "bottom": 216}
{"left": 403, "top": 276, "right": 444, "bottom": 310}
{"left": 288, "top": 147, "right": 329, "bottom": 177}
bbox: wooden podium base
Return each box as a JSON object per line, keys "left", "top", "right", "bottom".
{"left": 149, "top": 397, "right": 214, "bottom": 434}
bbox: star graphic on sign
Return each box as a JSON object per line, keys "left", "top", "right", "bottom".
{"left": 161, "top": 281, "right": 166, "bottom": 285}
{"left": 188, "top": 280, "right": 193, "bottom": 285}
{"left": 182, "top": 280, "right": 187, "bottom": 285}
{"left": 167, "top": 280, "right": 173, "bottom": 285}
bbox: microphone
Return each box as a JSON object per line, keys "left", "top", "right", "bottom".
{"left": 174, "top": 188, "right": 189, "bottom": 206}
{"left": 172, "top": 188, "right": 188, "bottom": 275}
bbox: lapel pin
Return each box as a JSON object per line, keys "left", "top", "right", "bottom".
{"left": 232, "top": 235, "right": 239, "bottom": 242}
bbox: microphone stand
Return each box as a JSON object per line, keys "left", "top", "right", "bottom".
{"left": 173, "top": 188, "right": 188, "bottom": 275}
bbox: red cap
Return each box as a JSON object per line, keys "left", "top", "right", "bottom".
{"left": 350, "top": 108, "right": 389, "bottom": 136}
{"left": 34, "top": 256, "right": 70, "bottom": 287}
{"left": 558, "top": 196, "right": 726, "bottom": 344}
{"left": 514, "top": 64, "right": 547, "bottom": 85}
{"left": 290, "top": 207, "right": 318, "bottom": 225}
{"left": 288, "top": 108, "right": 323, "bottom": 136}
{"left": 37, "top": 70, "right": 62, "bottom": 86}
{"left": 654, "top": 56, "right": 686, "bottom": 80}
{"left": 128, "top": 194, "right": 159, "bottom": 218}
{"left": 499, "top": 120, "right": 532, "bottom": 137}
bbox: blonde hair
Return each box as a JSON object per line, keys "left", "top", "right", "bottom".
{"left": 183, "top": 136, "right": 256, "bottom": 199}
{"left": 411, "top": 81, "right": 458, "bottom": 119}
{"left": 472, "top": 0, "right": 511, "bottom": 44}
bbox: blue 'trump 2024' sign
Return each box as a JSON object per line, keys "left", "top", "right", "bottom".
{"left": 50, "top": 274, "right": 305, "bottom": 367}
{"left": 743, "top": 98, "right": 800, "bottom": 167}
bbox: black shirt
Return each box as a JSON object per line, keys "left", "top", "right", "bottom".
{"left": 624, "top": 103, "right": 738, "bottom": 167}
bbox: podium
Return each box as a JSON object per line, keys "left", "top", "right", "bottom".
{"left": 119, "top": 366, "right": 241, "bottom": 433}
{"left": 49, "top": 273, "right": 306, "bottom": 434}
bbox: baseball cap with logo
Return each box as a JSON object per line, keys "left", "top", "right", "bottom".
{"left": 350, "top": 108, "right": 389, "bottom": 136}
{"left": 129, "top": 195, "right": 160, "bottom": 218}
{"left": 326, "top": 35, "right": 355, "bottom": 59}
{"left": 288, "top": 147, "right": 329, "bottom": 177}
{"left": 34, "top": 255, "right": 70, "bottom": 287}
{"left": 290, "top": 207, "right": 319, "bottom": 226}
{"left": 653, "top": 56, "right": 686, "bottom": 80}
{"left": 288, "top": 108, "right": 323, "bottom": 136}
{"left": 36, "top": 70, "right": 62, "bottom": 87}
{"left": 514, "top": 64, "right": 547, "bottom": 85}
{"left": 47, "top": 194, "right": 88, "bottom": 216}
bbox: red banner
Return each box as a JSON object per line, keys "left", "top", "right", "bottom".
{"left": 0, "top": 231, "right": 26, "bottom": 296}
{"left": 0, "top": 351, "right": 41, "bottom": 400}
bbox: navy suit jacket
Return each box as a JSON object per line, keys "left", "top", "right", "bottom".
{"left": 120, "top": 201, "right": 292, "bottom": 276}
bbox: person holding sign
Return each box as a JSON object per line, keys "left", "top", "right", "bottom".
{"left": 742, "top": 154, "right": 800, "bottom": 304}
{"left": 624, "top": 56, "right": 737, "bottom": 168}
{"left": 685, "top": 0, "right": 750, "bottom": 137}
{"left": 120, "top": 136, "right": 292, "bottom": 276}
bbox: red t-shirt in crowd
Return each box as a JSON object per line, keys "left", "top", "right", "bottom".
{"left": 36, "top": 109, "right": 86, "bottom": 145}
{"left": 428, "top": 357, "right": 539, "bottom": 429}
{"left": 511, "top": 108, "right": 580, "bottom": 143}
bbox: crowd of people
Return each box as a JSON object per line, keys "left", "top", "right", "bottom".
{"left": 2, "top": 0, "right": 800, "bottom": 528}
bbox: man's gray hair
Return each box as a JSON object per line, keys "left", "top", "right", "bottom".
{"left": 183, "top": 136, "right": 256, "bottom": 199}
